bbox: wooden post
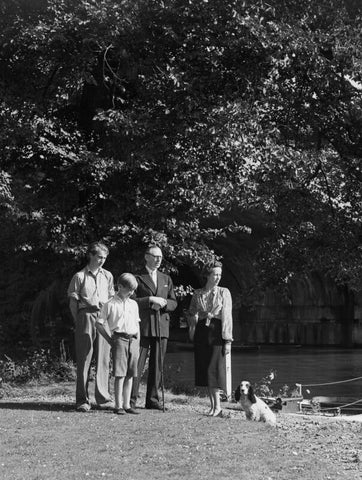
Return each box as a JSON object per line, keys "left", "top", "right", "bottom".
{"left": 225, "top": 350, "right": 232, "bottom": 400}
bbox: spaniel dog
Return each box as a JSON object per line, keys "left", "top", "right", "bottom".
{"left": 234, "top": 381, "right": 277, "bottom": 426}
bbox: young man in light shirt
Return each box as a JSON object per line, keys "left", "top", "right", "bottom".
{"left": 68, "top": 242, "right": 114, "bottom": 412}
{"left": 96, "top": 273, "right": 140, "bottom": 415}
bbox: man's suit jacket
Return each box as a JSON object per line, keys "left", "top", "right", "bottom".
{"left": 135, "top": 269, "right": 177, "bottom": 338}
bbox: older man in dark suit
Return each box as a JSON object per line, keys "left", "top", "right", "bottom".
{"left": 130, "top": 244, "right": 177, "bottom": 410}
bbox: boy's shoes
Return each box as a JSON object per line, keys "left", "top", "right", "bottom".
{"left": 124, "top": 408, "right": 140, "bottom": 415}
{"left": 113, "top": 408, "right": 125, "bottom": 415}
{"left": 76, "top": 403, "right": 91, "bottom": 412}
{"left": 97, "top": 401, "right": 115, "bottom": 410}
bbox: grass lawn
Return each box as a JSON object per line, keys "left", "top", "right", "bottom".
{"left": 0, "top": 381, "right": 362, "bottom": 480}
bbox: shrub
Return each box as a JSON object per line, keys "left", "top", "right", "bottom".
{"left": 253, "top": 370, "right": 300, "bottom": 398}
{"left": 0, "top": 346, "right": 76, "bottom": 384}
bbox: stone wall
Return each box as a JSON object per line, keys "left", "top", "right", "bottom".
{"left": 205, "top": 209, "right": 362, "bottom": 347}
{"left": 227, "top": 270, "right": 361, "bottom": 346}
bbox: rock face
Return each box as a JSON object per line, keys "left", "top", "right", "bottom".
{"left": 205, "top": 209, "right": 362, "bottom": 347}
{"left": 229, "top": 272, "right": 347, "bottom": 346}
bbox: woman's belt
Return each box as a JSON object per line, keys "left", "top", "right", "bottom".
{"left": 199, "top": 315, "right": 220, "bottom": 326}
{"left": 112, "top": 332, "right": 138, "bottom": 340}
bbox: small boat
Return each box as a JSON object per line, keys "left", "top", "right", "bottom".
{"left": 301, "top": 396, "right": 362, "bottom": 415}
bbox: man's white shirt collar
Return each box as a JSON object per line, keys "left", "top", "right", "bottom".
{"left": 86, "top": 266, "right": 103, "bottom": 276}
{"left": 146, "top": 266, "right": 157, "bottom": 286}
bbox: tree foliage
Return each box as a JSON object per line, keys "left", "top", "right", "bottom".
{"left": 1, "top": 0, "right": 362, "bottom": 345}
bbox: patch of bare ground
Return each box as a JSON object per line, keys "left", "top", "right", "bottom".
{"left": 0, "top": 382, "right": 361, "bottom": 480}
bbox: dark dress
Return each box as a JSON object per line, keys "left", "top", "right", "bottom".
{"left": 189, "top": 287, "right": 233, "bottom": 391}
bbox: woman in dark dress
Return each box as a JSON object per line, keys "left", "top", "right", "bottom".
{"left": 188, "top": 262, "right": 233, "bottom": 416}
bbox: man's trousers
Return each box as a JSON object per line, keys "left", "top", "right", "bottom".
{"left": 75, "top": 309, "right": 111, "bottom": 407}
{"left": 130, "top": 336, "right": 167, "bottom": 408}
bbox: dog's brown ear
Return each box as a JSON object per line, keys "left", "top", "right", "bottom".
{"left": 248, "top": 386, "right": 257, "bottom": 404}
{"left": 234, "top": 386, "right": 241, "bottom": 402}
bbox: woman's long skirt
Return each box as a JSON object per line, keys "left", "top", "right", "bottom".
{"left": 194, "top": 317, "right": 226, "bottom": 391}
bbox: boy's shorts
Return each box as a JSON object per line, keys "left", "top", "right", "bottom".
{"left": 111, "top": 333, "right": 139, "bottom": 377}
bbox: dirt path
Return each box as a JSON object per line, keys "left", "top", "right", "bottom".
{"left": 0, "top": 382, "right": 361, "bottom": 480}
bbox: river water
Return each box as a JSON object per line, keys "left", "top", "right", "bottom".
{"left": 164, "top": 345, "right": 362, "bottom": 400}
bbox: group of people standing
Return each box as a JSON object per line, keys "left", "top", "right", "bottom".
{"left": 67, "top": 241, "right": 233, "bottom": 417}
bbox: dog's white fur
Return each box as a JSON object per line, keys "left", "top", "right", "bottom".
{"left": 234, "top": 380, "right": 277, "bottom": 426}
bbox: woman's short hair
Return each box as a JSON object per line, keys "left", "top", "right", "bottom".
{"left": 87, "top": 241, "right": 109, "bottom": 258}
{"left": 202, "top": 260, "right": 223, "bottom": 279}
{"left": 117, "top": 273, "right": 138, "bottom": 291}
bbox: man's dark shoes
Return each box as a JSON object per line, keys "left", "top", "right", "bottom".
{"left": 97, "top": 401, "right": 115, "bottom": 411}
{"left": 124, "top": 408, "right": 140, "bottom": 415}
{"left": 145, "top": 403, "right": 167, "bottom": 411}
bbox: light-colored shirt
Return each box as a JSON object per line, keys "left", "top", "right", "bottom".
{"left": 97, "top": 295, "right": 140, "bottom": 335}
{"left": 189, "top": 286, "right": 233, "bottom": 341}
{"left": 67, "top": 267, "right": 114, "bottom": 309}
{"left": 146, "top": 266, "right": 157, "bottom": 287}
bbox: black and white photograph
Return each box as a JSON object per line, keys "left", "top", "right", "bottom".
{"left": 1, "top": 1, "right": 362, "bottom": 479}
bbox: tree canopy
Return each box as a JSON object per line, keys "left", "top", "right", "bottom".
{"left": 1, "top": 0, "right": 362, "bottom": 345}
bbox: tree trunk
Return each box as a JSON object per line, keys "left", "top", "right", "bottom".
{"left": 342, "top": 284, "right": 354, "bottom": 347}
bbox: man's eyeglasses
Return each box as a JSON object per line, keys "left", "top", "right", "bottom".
{"left": 146, "top": 253, "right": 163, "bottom": 260}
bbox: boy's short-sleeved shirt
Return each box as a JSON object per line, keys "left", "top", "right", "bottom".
{"left": 97, "top": 295, "right": 140, "bottom": 336}
{"left": 67, "top": 267, "right": 114, "bottom": 309}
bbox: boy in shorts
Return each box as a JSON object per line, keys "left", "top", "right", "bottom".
{"left": 96, "top": 273, "right": 140, "bottom": 415}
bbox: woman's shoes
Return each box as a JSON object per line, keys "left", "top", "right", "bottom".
{"left": 212, "top": 409, "right": 223, "bottom": 417}
{"left": 206, "top": 408, "right": 223, "bottom": 417}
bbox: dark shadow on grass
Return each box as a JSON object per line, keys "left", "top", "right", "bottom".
{"left": 0, "top": 401, "right": 121, "bottom": 413}
{"left": 0, "top": 401, "right": 77, "bottom": 412}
